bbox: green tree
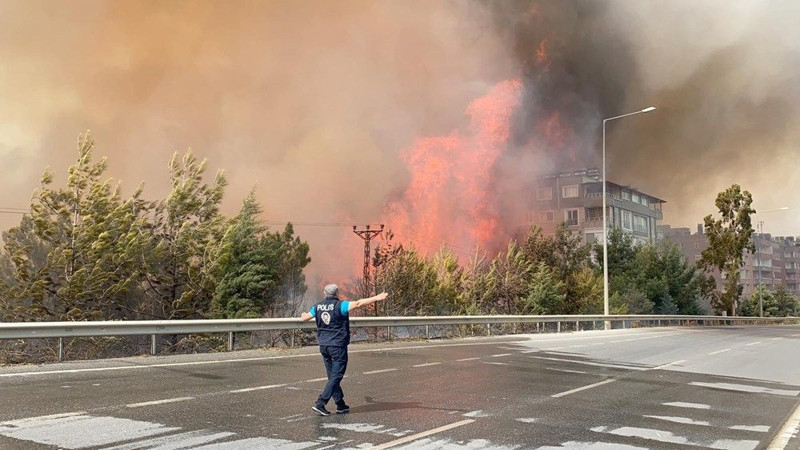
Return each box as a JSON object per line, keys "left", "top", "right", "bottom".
{"left": 269, "top": 223, "right": 311, "bottom": 317}
{"left": 2, "top": 134, "right": 146, "bottom": 321}
{"left": 485, "top": 242, "right": 533, "bottom": 314}
{"left": 522, "top": 262, "right": 565, "bottom": 314}
{"left": 210, "top": 192, "right": 277, "bottom": 319}
{"left": 140, "top": 150, "right": 228, "bottom": 319}
{"left": 699, "top": 185, "right": 756, "bottom": 316}
{"left": 376, "top": 247, "right": 439, "bottom": 316}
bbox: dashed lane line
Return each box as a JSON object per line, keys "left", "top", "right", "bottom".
{"left": 708, "top": 348, "right": 732, "bottom": 355}
{"left": 229, "top": 384, "right": 286, "bottom": 393}
{"left": 126, "top": 397, "right": 194, "bottom": 408}
{"left": 746, "top": 342, "right": 762, "bottom": 346}
{"left": 552, "top": 379, "right": 616, "bottom": 398}
{"left": 412, "top": 362, "right": 442, "bottom": 368}
{"left": 363, "top": 368, "right": 398, "bottom": 375}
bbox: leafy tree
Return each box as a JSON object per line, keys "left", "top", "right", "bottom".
{"left": 568, "top": 267, "right": 605, "bottom": 314}
{"left": 744, "top": 285, "right": 799, "bottom": 317}
{"left": 456, "top": 250, "right": 492, "bottom": 315}
{"left": 699, "top": 185, "right": 756, "bottom": 316}
{"left": 522, "top": 262, "right": 565, "bottom": 314}
{"left": 375, "top": 247, "right": 440, "bottom": 316}
{"left": 140, "top": 150, "right": 228, "bottom": 319}
{"left": 485, "top": 242, "right": 533, "bottom": 314}
{"left": 1, "top": 134, "right": 146, "bottom": 321}
{"left": 269, "top": 223, "right": 311, "bottom": 317}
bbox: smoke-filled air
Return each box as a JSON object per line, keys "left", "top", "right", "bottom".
{"left": 1, "top": 0, "right": 799, "bottom": 284}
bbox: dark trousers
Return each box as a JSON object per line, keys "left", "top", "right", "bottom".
{"left": 317, "top": 345, "right": 348, "bottom": 407}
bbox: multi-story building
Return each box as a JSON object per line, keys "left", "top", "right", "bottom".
{"left": 661, "top": 225, "right": 800, "bottom": 297}
{"left": 529, "top": 168, "right": 665, "bottom": 244}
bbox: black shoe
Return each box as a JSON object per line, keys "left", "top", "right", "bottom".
{"left": 312, "top": 405, "right": 331, "bottom": 416}
{"left": 336, "top": 404, "right": 350, "bottom": 414}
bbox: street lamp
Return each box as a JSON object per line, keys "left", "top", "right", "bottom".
{"left": 754, "top": 207, "right": 789, "bottom": 317}
{"left": 603, "top": 106, "right": 656, "bottom": 327}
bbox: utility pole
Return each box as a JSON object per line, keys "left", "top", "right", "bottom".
{"left": 353, "top": 224, "right": 384, "bottom": 315}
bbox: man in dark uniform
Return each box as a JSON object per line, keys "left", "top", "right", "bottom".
{"left": 300, "top": 284, "right": 388, "bottom": 416}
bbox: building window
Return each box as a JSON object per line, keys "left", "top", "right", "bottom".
{"left": 622, "top": 210, "right": 632, "bottom": 230}
{"left": 640, "top": 196, "right": 648, "bottom": 206}
{"left": 585, "top": 207, "right": 603, "bottom": 222}
{"left": 536, "top": 187, "right": 553, "bottom": 201}
{"left": 634, "top": 215, "right": 647, "bottom": 233}
{"left": 693, "top": 242, "right": 701, "bottom": 250}
{"left": 622, "top": 190, "right": 631, "bottom": 201}
{"left": 631, "top": 193, "right": 640, "bottom": 203}
{"left": 565, "top": 208, "right": 579, "bottom": 226}
{"left": 562, "top": 185, "right": 579, "bottom": 198}
{"left": 535, "top": 210, "right": 555, "bottom": 223}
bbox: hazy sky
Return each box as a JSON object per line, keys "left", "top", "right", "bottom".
{"left": 1, "top": 0, "right": 798, "bottom": 283}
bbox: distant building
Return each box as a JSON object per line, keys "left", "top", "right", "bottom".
{"left": 529, "top": 168, "right": 665, "bottom": 244}
{"left": 661, "top": 225, "right": 800, "bottom": 297}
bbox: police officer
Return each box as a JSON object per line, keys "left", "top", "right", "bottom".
{"left": 301, "top": 284, "right": 388, "bottom": 416}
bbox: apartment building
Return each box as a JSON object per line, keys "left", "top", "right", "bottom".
{"left": 661, "top": 225, "right": 800, "bottom": 296}
{"left": 530, "top": 168, "right": 665, "bottom": 244}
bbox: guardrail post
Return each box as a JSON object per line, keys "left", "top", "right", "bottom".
{"left": 58, "top": 337, "right": 64, "bottom": 362}
{"left": 576, "top": 320, "right": 579, "bottom": 331}
{"left": 387, "top": 326, "right": 392, "bottom": 340}
{"left": 425, "top": 325, "right": 429, "bottom": 339}
{"left": 290, "top": 330, "right": 295, "bottom": 348}
{"left": 487, "top": 323, "right": 491, "bottom": 336}
{"left": 228, "top": 332, "right": 234, "bottom": 351}
{"left": 151, "top": 334, "right": 157, "bottom": 355}
{"left": 557, "top": 321, "right": 561, "bottom": 333}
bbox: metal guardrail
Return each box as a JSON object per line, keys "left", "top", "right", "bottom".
{"left": 1, "top": 315, "right": 798, "bottom": 361}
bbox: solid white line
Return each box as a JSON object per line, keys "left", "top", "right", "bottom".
{"left": 229, "top": 384, "right": 286, "bottom": 393}
{"left": 552, "top": 379, "right": 616, "bottom": 398}
{"left": 126, "top": 397, "right": 194, "bottom": 408}
{"left": 483, "top": 362, "right": 509, "bottom": 366}
{"left": 456, "top": 357, "right": 481, "bottom": 362}
{"left": 708, "top": 348, "right": 732, "bottom": 355}
{"left": 363, "top": 368, "right": 398, "bottom": 375}
{"left": 663, "top": 402, "right": 710, "bottom": 410}
{"left": 768, "top": 401, "right": 800, "bottom": 449}
{"left": 490, "top": 353, "right": 511, "bottom": 357}
{"left": 304, "top": 377, "right": 328, "bottom": 382}
{"left": 746, "top": 341, "right": 762, "bottom": 346}
{"left": 412, "top": 362, "right": 441, "bottom": 368}
{"left": 371, "top": 419, "right": 475, "bottom": 449}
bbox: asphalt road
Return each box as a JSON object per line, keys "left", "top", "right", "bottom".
{"left": 1, "top": 325, "right": 799, "bottom": 449}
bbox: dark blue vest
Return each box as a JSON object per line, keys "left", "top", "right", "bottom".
{"left": 315, "top": 296, "right": 350, "bottom": 346}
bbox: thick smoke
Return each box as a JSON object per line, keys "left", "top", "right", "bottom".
{"left": 0, "top": 1, "right": 514, "bottom": 284}
{"left": 488, "top": 0, "right": 800, "bottom": 237}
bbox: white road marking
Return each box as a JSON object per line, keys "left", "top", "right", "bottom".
{"left": 771, "top": 337, "right": 783, "bottom": 341}
{"left": 126, "top": 397, "right": 194, "bottom": 408}
{"left": 463, "top": 410, "right": 491, "bottom": 418}
{"left": 490, "top": 353, "right": 512, "bottom": 357}
{"left": 592, "top": 425, "right": 759, "bottom": 450}
{"left": 644, "top": 415, "right": 710, "bottom": 426}
{"left": 412, "top": 362, "right": 442, "bottom": 368}
{"left": 552, "top": 379, "right": 616, "bottom": 398}
{"left": 304, "top": 377, "right": 329, "bottom": 382}
{"left": 730, "top": 425, "right": 770, "bottom": 433}
{"left": 790, "top": 333, "right": 800, "bottom": 337}
{"left": 105, "top": 430, "right": 235, "bottom": 449}
{"left": 547, "top": 367, "right": 589, "bottom": 375}
{"left": 483, "top": 361, "right": 509, "bottom": 366}
{"left": 530, "top": 356, "right": 646, "bottom": 371}
{"left": 516, "top": 418, "right": 538, "bottom": 423}
{"left": 745, "top": 341, "right": 762, "bottom": 346}
{"left": 768, "top": 400, "right": 800, "bottom": 449}
{"left": 650, "top": 360, "right": 686, "bottom": 370}
{"left": 229, "top": 383, "right": 286, "bottom": 393}
{"left": 321, "top": 422, "right": 410, "bottom": 437}
{"left": 371, "top": 419, "right": 475, "bottom": 449}
{"left": 363, "top": 368, "right": 398, "bottom": 375}
{"left": 280, "top": 414, "right": 304, "bottom": 420}
{"left": 456, "top": 357, "right": 481, "bottom": 362}
{"left": 0, "top": 413, "right": 181, "bottom": 448}
{"left": 663, "top": 402, "right": 711, "bottom": 410}
{"left": 538, "top": 441, "right": 646, "bottom": 449}
{"left": 690, "top": 381, "right": 800, "bottom": 397}
{"left": 708, "top": 348, "right": 732, "bottom": 355}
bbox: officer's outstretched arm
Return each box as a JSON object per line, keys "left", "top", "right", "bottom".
{"left": 300, "top": 311, "right": 314, "bottom": 321}
{"left": 348, "top": 292, "right": 389, "bottom": 312}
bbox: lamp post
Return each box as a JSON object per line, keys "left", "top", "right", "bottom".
{"left": 603, "top": 106, "right": 656, "bottom": 328}
{"left": 754, "top": 207, "right": 789, "bottom": 317}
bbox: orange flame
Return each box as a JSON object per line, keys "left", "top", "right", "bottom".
{"left": 382, "top": 79, "right": 522, "bottom": 256}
